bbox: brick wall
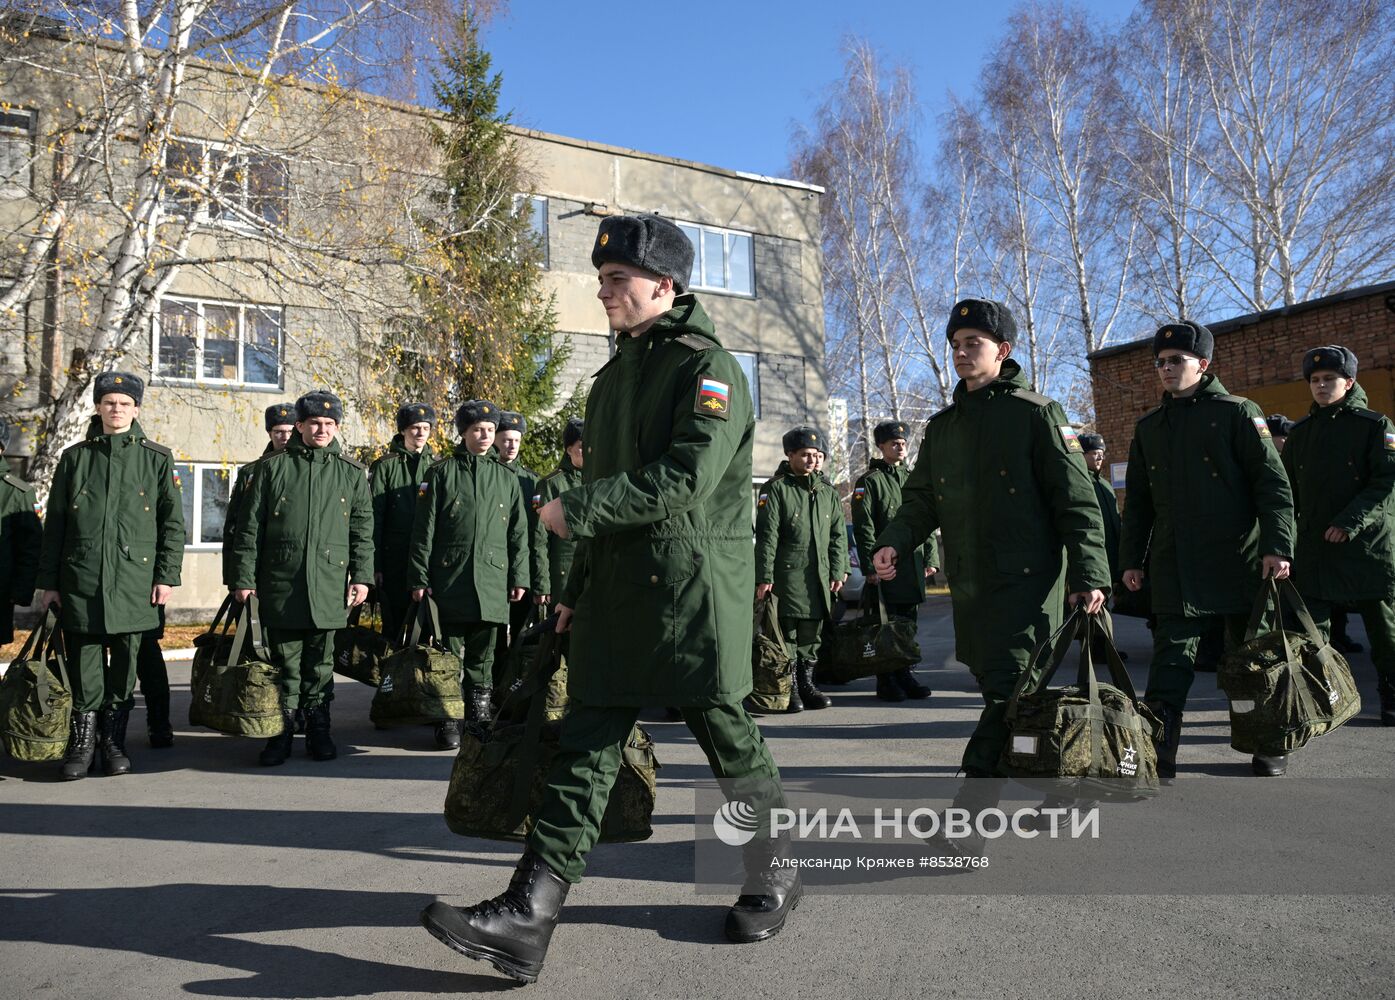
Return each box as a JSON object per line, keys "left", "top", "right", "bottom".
{"left": 1089, "top": 282, "right": 1395, "bottom": 499}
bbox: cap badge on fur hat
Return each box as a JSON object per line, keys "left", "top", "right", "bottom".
{"left": 959, "top": 306, "right": 968, "bottom": 316}
{"left": 599, "top": 233, "right": 609, "bottom": 247}
{"left": 323, "top": 401, "right": 331, "bottom": 410}
{"left": 114, "top": 376, "right": 123, "bottom": 383}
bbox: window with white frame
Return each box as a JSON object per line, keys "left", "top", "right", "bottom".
{"left": 175, "top": 463, "right": 234, "bottom": 548}
{"left": 676, "top": 221, "right": 754, "bottom": 296}
{"left": 164, "top": 139, "right": 289, "bottom": 227}
{"left": 512, "top": 193, "right": 549, "bottom": 267}
{"left": 155, "top": 296, "right": 283, "bottom": 387}
{"left": 1, "top": 108, "right": 35, "bottom": 194}
{"left": 732, "top": 351, "right": 760, "bottom": 417}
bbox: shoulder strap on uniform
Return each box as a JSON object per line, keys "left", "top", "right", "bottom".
{"left": 1009, "top": 387, "right": 1053, "bottom": 407}
{"left": 2, "top": 472, "right": 34, "bottom": 492}
{"left": 1210, "top": 394, "right": 1247, "bottom": 405}
{"left": 928, "top": 402, "right": 956, "bottom": 421}
{"left": 336, "top": 453, "right": 367, "bottom": 471}
{"left": 1350, "top": 408, "right": 1384, "bottom": 424}
{"left": 139, "top": 439, "right": 173, "bottom": 457}
{"left": 1138, "top": 404, "right": 1164, "bottom": 423}
{"left": 672, "top": 332, "right": 718, "bottom": 353}
{"left": 1289, "top": 414, "right": 1312, "bottom": 431}
{"left": 540, "top": 469, "right": 562, "bottom": 484}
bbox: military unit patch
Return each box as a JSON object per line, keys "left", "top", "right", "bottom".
{"left": 33, "top": 501, "right": 42, "bottom": 515}
{"left": 757, "top": 493, "right": 768, "bottom": 508}
{"left": 1252, "top": 416, "right": 1272, "bottom": 438}
{"left": 171, "top": 468, "right": 182, "bottom": 488}
{"left": 853, "top": 486, "right": 866, "bottom": 502}
{"left": 694, "top": 377, "right": 730, "bottom": 419}
{"left": 532, "top": 492, "right": 543, "bottom": 511}
{"left": 1385, "top": 431, "right": 1395, "bottom": 452}
{"left": 418, "top": 482, "right": 429, "bottom": 497}
{"left": 1058, "top": 426, "right": 1083, "bottom": 453}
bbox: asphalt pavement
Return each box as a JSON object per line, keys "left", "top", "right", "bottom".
{"left": 2, "top": 598, "right": 1393, "bottom": 1000}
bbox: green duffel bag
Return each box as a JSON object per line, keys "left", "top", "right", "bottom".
{"left": 1218, "top": 579, "right": 1361, "bottom": 756}
{"left": 817, "top": 586, "right": 919, "bottom": 685}
{"left": 189, "top": 596, "right": 285, "bottom": 738}
{"left": 334, "top": 601, "right": 391, "bottom": 688}
{"left": 444, "top": 620, "right": 658, "bottom": 843}
{"left": 370, "top": 598, "right": 465, "bottom": 726}
{"left": 749, "top": 594, "right": 793, "bottom": 712}
{"left": 0, "top": 611, "right": 73, "bottom": 762}
{"left": 1001, "top": 609, "right": 1163, "bottom": 799}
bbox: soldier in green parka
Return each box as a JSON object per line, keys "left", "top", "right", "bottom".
{"left": 872, "top": 300, "right": 1109, "bottom": 843}
{"left": 223, "top": 402, "right": 297, "bottom": 588}
{"left": 852, "top": 420, "right": 940, "bottom": 701}
{"left": 229, "top": 390, "right": 374, "bottom": 766}
{"left": 530, "top": 418, "right": 585, "bottom": 603}
{"left": 755, "top": 425, "right": 848, "bottom": 712}
{"left": 1079, "top": 434, "right": 1121, "bottom": 582}
{"left": 407, "top": 399, "right": 528, "bottom": 745}
{"left": 1281, "top": 345, "right": 1395, "bottom": 727}
{"left": 493, "top": 411, "right": 542, "bottom": 681}
{"left": 1, "top": 420, "right": 43, "bottom": 646}
{"left": 1119, "top": 321, "right": 1296, "bottom": 778}
{"left": 369, "top": 402, "right": 438, "bottom": 642}
{"left": 421, "top": 215, "right": 798, "bottom": 985}
{"left": 38, "top": 372, "right": 184, "bottom": 780}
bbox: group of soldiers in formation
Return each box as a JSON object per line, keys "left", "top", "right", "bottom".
{"left": 3, "top": 209, "right": 1394, "bottom": 984}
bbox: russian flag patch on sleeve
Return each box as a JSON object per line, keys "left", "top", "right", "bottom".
{"left": 694, "top": 376, "right": 731, "bottom": 419}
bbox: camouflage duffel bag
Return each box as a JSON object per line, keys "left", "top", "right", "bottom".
{"left": 1219, "top": 580, "right": 1361, "bottom": 756}
{"left": 1001, "top": 609, "right": 1162, "bottom": 799}
{"left": 189, "top": 596, "right": 285, "bottom": 738}
{"left": 370, "top": 597, "right": 464, "bottom": 726}
{"left": 817, "top": 586, "right": 919, "bottom": 685}
{"left": 444, "top": 622, "right": 658, "bottom": 843}
{"left": 496, "top": 612, "right": 569, "bottom": 723}
{"left": 0, "top": 611, "right": 73, "bottom": 762}
{"left": 749, "top": 594, "right": 793, "bottom": 712}
{"left": 334, "top": 601, "right": 392, "bottom": 688}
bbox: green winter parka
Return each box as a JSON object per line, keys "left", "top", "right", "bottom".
{"left": 755, "top": 468, "right": 849, "bottom": 619}
{"left": 228, "top": 435, "right": 374, "bottom": 630}
{"left": 1118, "top": 373, "right": 1295, "bottom": 617}
{"left": 405, "top": 447, "right": 528, "bottom": 625}
{"left": 501, "top": 457, "right": 543, "bottom": 595}
{"left": 1, "top": 471, "right": 43, "bottom": 642}
{"left": 1091, "top": 470, "right": 1122, "bottom": 582}
{"left": 874, "top": 360, "right": 1110, "bottom": 671}
{"left": 558, "top": 294, "right": 756, "bottom": 708}
{"left": 369, "top": 436, "right": 438, "bottom": 587}
{"left": 531, "top": 454, "right": 583, "bottom": 597}
{"left": 852, "top": 458, "right": 940, "bottom": 606}
{"left": 1281, "top": 383, "right": 1395, "bottom": 604}
{"left": 222, "top": 442, "right": 277, "bottom": 587}
{"left": 36, "top": 417, "right": 184, "bottom": 635}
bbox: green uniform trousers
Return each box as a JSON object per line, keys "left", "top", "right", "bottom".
{"left": 130, "top": 629, "right": 169, "bottom": 714}
{"left": 66, "top": 631, "right": 140, "bottom": 712}
{"left": 442, "top": 622, "right": 497, "bottom": 690}
{"left": 778, "top": 616, "right": 822, "bottom": 664}
{"left": 1306, "top": 597, "right": 1395, "bottom": 697}
{"left": 1145, "top": 613, "right": 1248, "bottom": 712}
{"left": 529, "top": 701, "right": 787, "bottom": 884}
{"left": 266, "top": 627, "right": 335, "bottom": 710}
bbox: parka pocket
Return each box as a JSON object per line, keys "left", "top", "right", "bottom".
{"left": 994, "top": 548, "right": 1055, "bottom": 579}
{"left": 623, "top": 538, "right": 703, "bottom": 587}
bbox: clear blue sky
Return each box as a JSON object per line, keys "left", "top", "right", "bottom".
{"left": 482, "top": 0, "right": 1130, "bottom": 179}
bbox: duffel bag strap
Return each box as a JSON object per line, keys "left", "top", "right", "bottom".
{"left": 1276, "top": 579, "right": 1328, "bottom": 650}
{"left": 40, "top": 614, "right": 73, "bottom": 715}
{"left": 502, "top": 628, "right": 561, "bottom": 832}
{"left": 872, "top": 584, "right": 892, "bottom": 626}
{"left": 1006, "top": 607, "right": 1085, "bottom": 718}
{"left": 226, "top": 596, "right": 270, "bottom": 668}
{"left": 754, "top": 594, "right": 791, "bottom": 660}
{"left": 17, "top": 608, "right": 60, "bottom": 714}
{"left": 496, "top": 616, "right": 563, "bottom": 719}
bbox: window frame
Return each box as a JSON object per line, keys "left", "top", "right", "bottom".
{"left": 0, "top": 106, "right": 36, "bottom": 195}
{"left": 174, "top": 461, "right": 237, "bottom": 550}
{"left": 512, "top": 193, "right": 550, "bottom": 269}
{"left": 162, "top": 136, "right": 290, "bottom": 230}
{"left": 732, "top": 350, "right": 761, "bottom": 418}
{"left": 676, "top": 220, "right": 755, "bottom": 298}
{"left": 152, "top": 294, "right": 284, "bottom": 389}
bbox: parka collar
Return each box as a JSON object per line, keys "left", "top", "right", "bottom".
{"left": 285, "top": 435, "right": 342, "bottom": 461}
{"left": 1308, "top": 382, "right": 1369, "bottom": 417}
{"left": 1161, "top": 371, "right": 1230, "bottom": 406}
{"left": 953, "top": 358, "right": 1030, "bottom": 405}
{"left": 85, "top": 414, "right": 147, "bottom": 443}
{"left": 389, "top": 433, "right": 432, "bottom": 459}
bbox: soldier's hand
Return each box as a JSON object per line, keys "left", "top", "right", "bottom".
{"left": 347, "top": 583, "right": 369, "bottom": 607}
{"left": 1122, "top": 569, "right": 1145, "bottom": 592}
{"left": 1324, "top": 527, "right": 1351, "bottom": 543}
{"left": 925, "top": 566, "right": 939, "bottom": 579}
{"left": 508, "top": 587, "right": 526, "bottom": 602}
{"left": 233, "top": 588, "right": 255, "bottom": 603}
{"left": 41, "top": 589, "right": 61, "bottom": 610}
{"left": 411, "top": 587, "right": 429, "bottom": 602}
{"left": 535, "top": 593, "right": 551, "bottom": 605}
{"left": 1262, "top": 555, "right": 1292, "bottom": 580}
{"left": 756, "top": 582, "right": 774, "bottom": 599}
{"left": 555, "top": 603, "right": 574, "bottom": 633}
{"left": 872, "top": 546, "right": 898, "bottom": 581}
{"left": 830, "top": 579, "right": 844, "bottom": 594}
{"left": 538, "top": 497, "right": 569, "bottom": 539}
{"left": 151, "top": 584, "right": 172, "bottom": 607}
{"left": 1069, "top": 589, "right": 1107, "bottom": 614}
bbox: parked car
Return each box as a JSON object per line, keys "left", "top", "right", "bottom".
{"left": 832, "top": 523, "right": 865, "bottom": 621}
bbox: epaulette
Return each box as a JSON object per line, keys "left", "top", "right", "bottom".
{"left": 1010, "top": 387, "right": 1053, "bottom": 407}
{"left": 1350, "top": 408, "right": 1384, "bottom": 424}
{"left": 2, "top": 472, "right": 34, "bottom": 492}
{"left": 139, "top": 439, "right": 173, "bottom": 458}
{"left": 1210, "top": 394, "right": 1248, "bottom": 406}
{"left": 1138, "top": 405, "right": 1164, "bottom": 423}
{"left": 673, "top": 332, "right": 718, "bottom": 353}
{"left": 928, "top": 403, "right": 957, "bottom": 421}
{"left": 1289, "top": 414, "right": 1312, "bottom": 432}
{"left": 540, "top": 469, "right": 563, "bottom": 484}
{"left": 336, "top": 453, "right": 367, "bottom": 471}
{"left": 592, "top": 355, "right": 620, "bottom": 378}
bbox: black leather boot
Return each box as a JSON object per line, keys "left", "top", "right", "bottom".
{"left": 1251, "top": 754, "right": 1287, "bottom": 777}
{"left": 97, "top": 707, "right": 132, "bottom": 776}
{"left": 146, "top": 689, "right": 174, "bottom": 749}
{"left": 259, "top": 709, "right": 296, "bottom": 766}
{"left": 1146, "top": 700, "right": 1182, "bottom": 782}
{"left": 725, "top": 836, "right": 803, "bottom": 943}
{"left": 795, "top": 662, "right": 830, "bottom": 710}
{"left": 61, "top": 711, "right": 98, "bottom": 781}
{"left": 891, "top": 667, "right": 931, "bottom": 700}
{"left": 1379, "top": 686, "right": 1395, "bottom": 727}
{"left": 420, "top": 848, "right": 571, "bottom": 984}
{"left": 294, "top": 707, "right": 307, "bottom": 734}
{"left": 783, "top": 672, "right": 804, "bottom": 713}
{"left": 875, "top": 672, "right": 906, "bottom": 702}
{"left": 305, "top": 704, "right": 337, "bottom": 761}
{"left": 468, "top": 686, "right": 494, "bottom": 728}
{"left": 435, "top": 719, "right": 462, "bottom": 750}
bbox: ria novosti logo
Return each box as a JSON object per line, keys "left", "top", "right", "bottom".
{"left": 712, "top": 800, "right": 759, "bottom": 846}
